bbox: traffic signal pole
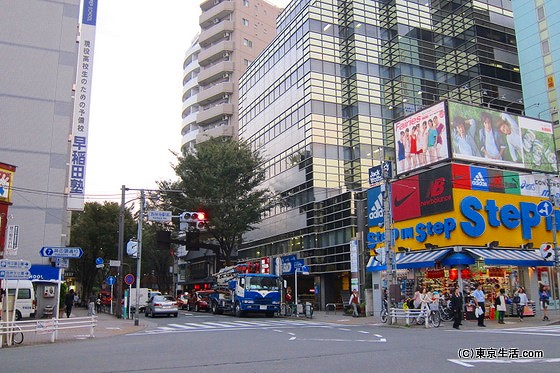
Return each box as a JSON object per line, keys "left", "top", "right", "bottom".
{"left": 134, "top": 189, "right": 144, "bottom": 326}
{"left": 116, "top": 185, "right": 125, "bottom": 318}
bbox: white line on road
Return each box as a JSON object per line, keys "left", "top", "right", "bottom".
{"left": 448, "top": 358, "right": 560, "bottom": 367}
{"left": 290, "top": 337, "right": 386, "bottom": 343}
{"left": 448, "top": 359, "right": 474, "bottom": 367}
{"left": 358, "top": 330, "right": 369, "bottom": 334}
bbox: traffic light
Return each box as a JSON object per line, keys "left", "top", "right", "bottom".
{"left": 156, "top": 230, "right": 171, "bottom": 251}
{"left": 179, "top": 211, "right": 208, "bottom": 231}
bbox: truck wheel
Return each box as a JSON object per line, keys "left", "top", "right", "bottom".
{"left": 234, "top": 302, "right": 244, "bottom": 317}
{"left": 15, "top": 310, "right": 22, "bottom": 321}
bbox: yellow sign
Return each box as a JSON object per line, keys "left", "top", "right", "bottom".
{"left": 368, "top": 189, "right": 555, "bottom": 250}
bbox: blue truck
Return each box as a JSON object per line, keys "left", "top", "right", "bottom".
{"left": 208, "top": 265, "right": 281, "bottom": 317}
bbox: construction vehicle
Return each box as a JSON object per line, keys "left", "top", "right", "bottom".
{"left": 208, "top": 264, "right": 281, "bottom": 317}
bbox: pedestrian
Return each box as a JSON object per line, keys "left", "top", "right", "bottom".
{"left": 88, "top": 293, "right": 96, "bottom": 316}
{"left": 495, "top": 288, "right": 507, "bottom": 324}
{"left": 412, "top": 286, "right": 422, "bottom": 309}
{"left": 349, "top": 289, "right": 360, "bottom": 317}
{"left": 65, "top": 288, "right": 75, "bottom": 318}
{"left": 472, "top": 283, "right": 486, "bottom": 327}
{"left": 450, "top": 286, "right": 463, "bottom": 329}
{"left": 539, "top": 284, "right": 550, "bottom": 321}
{"left": 515, "top": 287, "right": 528, "bottom": 321}
{"left": 96, "top": 293, "right": 102, "bottom": 313}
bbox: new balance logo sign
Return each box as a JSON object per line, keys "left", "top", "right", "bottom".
{"left": 369, "top": 193, "right": 384, "bottom": 220}
{"left": 472, "top": 172, "right": 488, "bottom": 187}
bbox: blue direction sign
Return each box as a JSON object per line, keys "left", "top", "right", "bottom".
{"left": 106, "top": 276, "right": 116, "bottom": 286}
{"left": 0, "top": 269, "right": 31, "bottom": 280}
{"left": 40, "top": 247, "right": 83, "bottom": 258}
{"left": 0, "top": 259, "right": 31, "bottom": 270}
{"left": 537, "top": 200, "right": 553, "bottom": 217}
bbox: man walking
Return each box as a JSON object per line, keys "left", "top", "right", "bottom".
{"left": 65, "top": 289, "right": 75, "bottom": 318}
{"left": 450, "top": 287, "right": 463, "bottom": 329}
{"left": 473, "top": 283, "right": 486, "bottom": 327}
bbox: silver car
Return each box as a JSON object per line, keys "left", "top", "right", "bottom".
{"left": 145, "top": 295, "right": 178, "bottom": 318}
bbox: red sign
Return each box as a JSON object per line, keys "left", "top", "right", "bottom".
{"left": 452, "top": 163, "right": 471, "bottom": 190}
{"left": 392, "top": 175, "right": 421, "bottom": 221}
{"left": 426, "top": 269, "right": 445, "bottom": 278}
{"left": 124, "top": 273, "right": 135, "bottom": 285}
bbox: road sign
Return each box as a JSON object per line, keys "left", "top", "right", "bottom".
{"left": 106, "top": 276, "right": 116, "bottom": 286}
{"left": 537, "top": 200, "right": 553, "bottom": 217}
{"left": 0, "top": 259, "right": 31, "bottom": 269}
{"left": 95, "top": 257, "right": 104, "bottom": 268}
{"left": 147, "top": 210, "right": 172, "bottom": 222}
{"left": 40, "top": 247, "right": 83, "bottom": 258}
{"left": 124, "top": 273, "right": 135, "bottom": 285}
{"left": 55, "top": 258, "right": 69, "bottom": 268}
{"left": 369, "top": 162, "right": 392, "bottom": 185}
{"left": 0, "top": 269, "right": 31, "bottom": 280}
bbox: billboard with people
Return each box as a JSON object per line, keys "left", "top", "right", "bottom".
{"left": 448, "top": 101, "right": 557, "bottom": 173}
{"left": 394, "top": 101, "right": 449, "bottom": 175}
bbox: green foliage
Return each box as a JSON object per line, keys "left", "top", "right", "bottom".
{"left": 69, "top": 202, "right": 135, "bottom": 298}
{"left": 160, "top": 137, "right": 280, "bottom": 266}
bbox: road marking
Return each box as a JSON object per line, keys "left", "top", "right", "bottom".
{"left": 105, "top": 327, "right": 121, "bottom": 330}
{"left": 358, "top": 330, "right": 369, "bottom": 334}
{"left": 290, "top": 337, "right": 386, "bottom": 343}
{"left": 337, "top": 328, "right": 351, "bottom": 331}
{"left": 167, "top": 323, "right": 196, "bottom": 329}
{"left": 452, "top": 325, "right": 560, "bottom": 337}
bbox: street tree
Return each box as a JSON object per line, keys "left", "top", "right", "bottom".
{"left": 69, "top": 202, "right": 135, "bottom": 299}
{"left": 158, "top": 137, "right": 280, "bottom": 266}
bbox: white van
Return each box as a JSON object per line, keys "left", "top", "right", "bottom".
{"left": 2, "top": 280, "right": 37, "bottom": 320}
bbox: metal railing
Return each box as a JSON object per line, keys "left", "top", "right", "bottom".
{"left": 0, "top": 316, "right": 97, "bottom": 347}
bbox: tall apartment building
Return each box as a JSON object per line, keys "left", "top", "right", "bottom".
{"left": 0, "top": 0, "right": 90, "bottom": 265}
{"left": 181, "top": 0, "right": 282, "bottom": 153}
{"left": 238, "top": 0, "right": 523, "bottom": 306}
{"left": 512, "top": 0, "right": 560, "bottom": 159}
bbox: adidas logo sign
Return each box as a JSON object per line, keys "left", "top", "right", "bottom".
{"left": 369, "top": 193, "right": 384, "bottom": 219}
{"left": 472, "top": 172, "right": 488, "bottom": 187}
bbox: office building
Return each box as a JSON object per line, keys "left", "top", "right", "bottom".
{"left": 238, "top": 0, "right": 523, "bottom": 307}
{"left": 0, "top": 0, "right": 91, "bottom": 265}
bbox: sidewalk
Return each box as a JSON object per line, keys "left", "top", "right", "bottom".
{"left": 307, "top": 307, "right": 560, "bottom": 329}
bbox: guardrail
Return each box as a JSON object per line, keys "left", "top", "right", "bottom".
{"left": 0, "top": 316, "right": 97, "bottom": 347}
{"left": 389, "top": 308, "right": 428, "bottom": 327}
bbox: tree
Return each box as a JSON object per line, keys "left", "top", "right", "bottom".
{"left": 159, "top": 137, "right": 280, "bottom": 266}
{"left": 69, "top": 202, "right": 135, "bottom": 299}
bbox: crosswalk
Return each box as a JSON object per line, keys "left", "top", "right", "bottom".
{"left": 458, "top": 325, "right": 560, "bottom": 337}
{"left": 129, "top": 319, "right": 333, "bottom": 336}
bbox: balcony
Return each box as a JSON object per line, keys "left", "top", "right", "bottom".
{"left": 200, "top": 1, "right": 234, "bottom": 25}
{"left": 198, "top": 61, "right": 234, "bottom": 85}
{"left": 196, "top": 124, "right": 234, "bottom": 143}
{"left": 197, "top": 103, "right": 234, "bottom": 125}
{"left": 197, "top": 82, "right": 234, "bottom": 105}
{"left": 198, "top": 40, "right": 234, "bottom": 67}
{"left": 199, "top": 20, "right": 234, "bottom": 46}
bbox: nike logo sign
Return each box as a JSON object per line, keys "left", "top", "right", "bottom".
{"left": 394, "top": 190, "right": 416, "bottom": 207}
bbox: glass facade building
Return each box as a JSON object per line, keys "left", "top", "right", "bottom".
{"left": 512, "top": 0, "right": 560, "bottom": 161}
{"left": 239, "top": 0, "right": 522, "bottom": 306}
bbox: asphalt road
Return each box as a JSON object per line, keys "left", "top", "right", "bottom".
{"left": 1, "top": 311, "right": 559, "bottom": 373}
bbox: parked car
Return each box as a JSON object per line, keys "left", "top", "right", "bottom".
{"left": 188, "top": 290, "right": 213, "bottom": 312}
{"left": 145, "top": 295, "right": 178, "bottom": 318}
{"left": 176, "top": 293, "right": 189, "bottom": 310}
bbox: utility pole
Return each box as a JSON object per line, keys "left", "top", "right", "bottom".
{"left": 116, "top": 185, "right": 125, "bottom": 319}
{"left": 134, "top": 189, "right": 144, "bottom": 326}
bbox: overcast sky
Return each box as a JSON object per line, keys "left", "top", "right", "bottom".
{"left": 85, "top": 0, "right": 290, "bottom": 203}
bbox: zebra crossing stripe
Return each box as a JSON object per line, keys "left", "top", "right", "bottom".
{"left": 167, "top": 324, "right": 196, "bottom": 329}
{"left": 202, "top": 322, "right": 237, "bottom": 328}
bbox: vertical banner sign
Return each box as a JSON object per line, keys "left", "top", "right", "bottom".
{"left": 350, "top": 239, "right": 358, "bottom": 273}
{"left": 67, "top": 0, "right": 98, "bottom": 211}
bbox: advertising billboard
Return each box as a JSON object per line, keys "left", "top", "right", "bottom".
{"left": 448, "top": 101, "right": 557, "bottom": 173}
{"left": 394, "top": 101, "right": 449, "bottom": 175}
{"left": 392, "top": 165, "right": 453, "bottom": 222}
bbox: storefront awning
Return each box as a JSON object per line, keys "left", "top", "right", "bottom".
{"left": 464, "top": 248, "right": 554, "bottom": 267}
{"left": 366, "top": 249, "right": 451, "bottom": 272}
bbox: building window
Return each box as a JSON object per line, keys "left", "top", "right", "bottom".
{"left": 244, "top": 59, "right": 251, "bottom": 66}
{"left": 542, "top": 39, "right": 550, "bottom": 55}
{"left": 243, "top": 38, "right": 253, "bottom": 48}
{"left": 537, "top": 5, "right": 545, "bottom": 21}
{"left": 242, "top": 18, "right": 249, "bottom": 26}
{"left": 243, "top": 0, "right": 249, "bottom": 7}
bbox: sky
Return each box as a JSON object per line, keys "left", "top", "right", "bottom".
{"left": 85, "top": 0, "right": 290, "bottom": 203}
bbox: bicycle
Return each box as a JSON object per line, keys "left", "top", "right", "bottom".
{"left": 438, "top": 298, "right": 454, "bottom": 322}
{"left": 416, "top": 303, "right": 441, "bottom": 327}
{"left": 282, "top": 303, "right": 296, "bottom": 316}
{"left": 4, "top": 324, "right": 24, "bottom": 345}
{"left": 380, "top": 298, "right": 389, "bottom": 323}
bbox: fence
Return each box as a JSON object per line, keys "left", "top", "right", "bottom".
{"left": 0, "top": 316, "right": 97, "bottom": 348}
